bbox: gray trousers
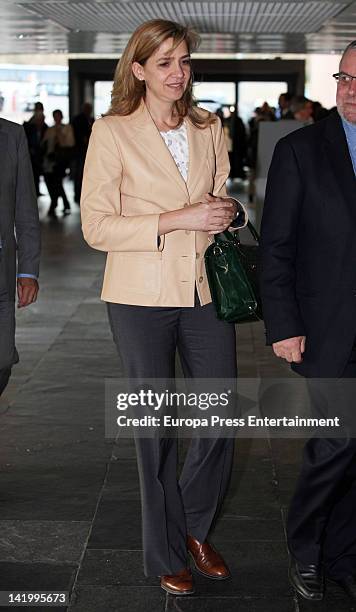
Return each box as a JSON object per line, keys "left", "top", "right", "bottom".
{"left": 107, "top": 293, "right": 237, "bottom": 576}
{"left": 0, "top": 269, "right": 18, "bottom": 396}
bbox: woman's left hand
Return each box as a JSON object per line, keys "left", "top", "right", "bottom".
{"left": 202, "top": 193, "right": 238, "bottom": 234}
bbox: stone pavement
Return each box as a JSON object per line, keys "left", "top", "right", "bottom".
{"left": 0, "top": 182, "right": 354, "bottom": 612}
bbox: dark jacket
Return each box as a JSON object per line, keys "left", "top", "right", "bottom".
{"left": 0, "top": 119, "right": 40, "bottom": 299}
{"left": 260, "top": 111, "right": 356, "bottom": 377}
{"left": 71, "top": 112, "right": 94, "bottom": 153}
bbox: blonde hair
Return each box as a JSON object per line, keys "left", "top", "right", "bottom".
{"left": 105, "top": 19, "right": 216, "bottom": 128}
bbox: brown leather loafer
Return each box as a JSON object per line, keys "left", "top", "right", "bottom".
{"left": 160, "top": 567, "right": 195, "bottom": 595}
{"left": 187, "top": 534, "right": 231, "bottom": 580}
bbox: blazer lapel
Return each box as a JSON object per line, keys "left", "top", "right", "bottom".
{"left": 130, "top": 101, "right": 212, "bottom": 199}
{"left": 130, "top": 101, "right": 189, "bottom": 197}
{"left": 185, "top": 117, "right": 211, "bottom": 196}
{"left": 323, "top": 112, "right": 356, "bottom": 225}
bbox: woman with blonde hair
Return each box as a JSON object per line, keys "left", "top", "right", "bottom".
{"left": 81, "top": 19, "right": 247, "bottom": 595}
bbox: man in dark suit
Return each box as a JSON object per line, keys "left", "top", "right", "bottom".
{"left": 71, "top": 102, "right": 94, "bottom": 204}
{"left": 260, "top": 41, "right": 356, "bottom": 602}
{"left": 278, "top": 92, "right": 294, "bottom": 119}
{"left": 23, "top": 102, "right": 48, "bottom": 196}
{"left": 0, "top": 119, "right": 41, "bottom": 396}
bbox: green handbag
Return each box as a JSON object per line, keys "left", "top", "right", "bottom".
{"left": 204, "top": 220, "right": 263, "bottom": 323}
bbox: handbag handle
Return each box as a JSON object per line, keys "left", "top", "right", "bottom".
{"left": 214, "top": 220, "right": 260, "bottom": 245}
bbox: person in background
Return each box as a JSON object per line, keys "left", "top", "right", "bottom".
{"left": 71, "top": 102, "right": 94, "bottom": 204}
{"left": 278, "top": 92, "right": 294, "bottom": 119}
{"left": 290, "top": 95, "right": 314, "bottom": 124}
{"left": 247, "top": 104, "right": 275, "bottom": 201}
{"left": 0, "top": 118, "right": 40, "bottom": 396}
{"left": 23, "top": 102, "right": 48, "bottom": 197}
{"left": 231, "top": 105, "right": 247, "bottom": 180}
{"left": 260, "top": 40, "right": 356, "bottom": 603}
{"left": 42, "top": 109, "right": 75, "bottom": 216}
{"left": 259, "top": 101, "right": 276, "bottom": 122}
{"left": 217, "top": 106, "right": 234, "bottom": 176}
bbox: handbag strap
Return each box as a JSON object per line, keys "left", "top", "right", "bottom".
{"left": 246, "top": 220, "right": 260, "bottom": 243}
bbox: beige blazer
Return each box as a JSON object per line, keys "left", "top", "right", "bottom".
{"left": 81, "top": 101, "right": 248, "bottom": 307}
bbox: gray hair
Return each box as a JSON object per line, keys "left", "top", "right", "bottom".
{"left": 340, "top": 40, "right": 356, "bottom": 64}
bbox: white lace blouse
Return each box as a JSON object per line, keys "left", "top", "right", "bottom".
{"left": 159, "top": 122, "right": 189, "bottom": 182}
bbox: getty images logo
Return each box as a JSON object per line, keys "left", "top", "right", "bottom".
{"left": 116, "top": 389, "right": 232, "bottom": 411}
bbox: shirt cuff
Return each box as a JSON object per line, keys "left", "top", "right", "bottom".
{"left": 17, "top": 274, "right": 38, "bottom": 280}
{"left": 228, "top": 198, "right": 248, "bottom": 230}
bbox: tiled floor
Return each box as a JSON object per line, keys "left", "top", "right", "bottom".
{"left": 0, "top": 180, "right": 355, "bottom": 611}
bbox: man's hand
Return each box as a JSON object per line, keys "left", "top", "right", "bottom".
{"left": 272, "top": 336, "right": 306, "bottom": 363}
{"left": 17, "top": 277, "right": 39, "bottom": 308}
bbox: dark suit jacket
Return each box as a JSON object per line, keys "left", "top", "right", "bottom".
{"left": 260, "top": 111, "right": 356, "bottom": 377}
{"left": 71, "top": 112, "right": 94, "bottom": 153}
{"left": 23, "top": 119, "right": 48, "bottom": 158}
{"left": 0, "top": 119, "right": 40, "bottom": 299}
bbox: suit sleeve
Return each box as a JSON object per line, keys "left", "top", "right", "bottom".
{"left": 211, "top": 116, "right": 248, "bottom": 229}
{"left": 81, "top": 118, "right": 165, "bottom": 253}
{"left": 15, "top": 126, "right": 41, "bottom": 277}
{"left": 260, "top": 137, "right": 306, "bottom": 345}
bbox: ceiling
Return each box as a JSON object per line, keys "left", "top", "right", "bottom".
{"left": 0, "top": 0, "right": 355, "bottom": 55}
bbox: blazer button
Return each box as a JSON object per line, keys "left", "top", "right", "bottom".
{"left": 199, "top": 276, "right": 203, "bottom": 283}
{"left": 185, "top": 230, "right": 190, "bottom": 235}
{"left": 183, "top": 203, "right": 189, "bottom": 208}
{"left": 196, "top": 253, "right": 200, "bottom": 259}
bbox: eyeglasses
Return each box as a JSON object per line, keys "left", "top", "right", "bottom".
{"left": 333, "top": 72, "right": 356, "bottom": 85}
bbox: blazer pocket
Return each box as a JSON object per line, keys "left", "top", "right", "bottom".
{"left": 118, "top": 253, "right": 162, "bottom": 295}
